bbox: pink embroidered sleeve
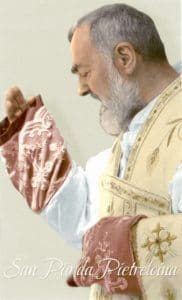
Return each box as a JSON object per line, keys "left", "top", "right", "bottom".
{"left": 0, "top": 95, "right": 72, "bottom": 213}
{"left": 67, "top": 215, "right": 147, "bottom": 296}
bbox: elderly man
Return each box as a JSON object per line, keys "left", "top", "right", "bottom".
{"left": 0, "top": 3, "right": 181, "bottom": 300}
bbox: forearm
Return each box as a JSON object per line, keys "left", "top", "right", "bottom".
{"left": 40, "top": 161, "right": 96, "bottom": 247}
{"left": 0, "top": 95, "right": 72, "bottom": 213}
{"left": 0, "top": 95, "right": 97, "bottom": 247}
{"left": 68, "top": 214, "right": 146, "bottom": 295}
{"left": 69, "top": 212, "right": 182, "bottom": 297}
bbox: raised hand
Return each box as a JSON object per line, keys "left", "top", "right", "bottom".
{"left": 5, "top": 86, "right": 35, "bottom": 123}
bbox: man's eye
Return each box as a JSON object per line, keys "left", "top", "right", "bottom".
{"left": 80, "top": 71, "right": 90, "bottom": 78}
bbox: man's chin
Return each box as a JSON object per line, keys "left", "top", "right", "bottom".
{"left": 99, "top": 105, "right": 122, "bottom": 136}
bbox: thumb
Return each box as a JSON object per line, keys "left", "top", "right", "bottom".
{"left": 27, "top": 96, "right": 37, "bottom": 106}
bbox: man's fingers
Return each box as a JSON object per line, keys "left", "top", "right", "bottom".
{"left": 5, "top": 86, "right": 26, "bottom": 109}
{"left": 27, "top": 96, "right": 37, "bottom": 106}
{"left": 5, "top": 86, "right": 25, "bottom": 100}
{"left": 5, "top": 86, "right": 26, "bottom": 122}
{"left": 6, "top": 99, "right": 16, "bottom": 119}
{"left": 5, "top": 87, "right": 38, "bottom": 123}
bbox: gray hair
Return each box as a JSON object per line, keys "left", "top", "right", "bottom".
{"left": 68, "top": 3, "right": 167, "bottom": 62}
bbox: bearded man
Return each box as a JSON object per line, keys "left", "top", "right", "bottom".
{"left": 0, "top": 3, "right": 181, "bottom": 300}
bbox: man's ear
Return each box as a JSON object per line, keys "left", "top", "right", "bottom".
{"left": 113, "top": 42, "right": 137, "bottom": 76}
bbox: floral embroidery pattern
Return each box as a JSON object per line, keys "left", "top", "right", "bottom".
{"left": 141, "top": 223, "right": 177, "bottom": 263}
{"left": 102, "top": 176, "right": 170, "bottom": 214}
{"left": 31, "top": 160, "right": 54, "bottom": 191}
{"left": 20, "top": 106, "right": 53, "bottom": 141}
{"left": 165, "top": 289, "right": 175, "bottom": 300}
{"left": 1, "top": 104, "right": 71, "bottom": 212}
{"left": 167, "top": 118, "right": 182, "bottom": 146}
{"left": 146, "top": 147, "right": 160, "bottom": 175}
{"left": 146, "top": 118, "right": 182, "bottom": 175}
{"left": 74, "top": 218, "right": 129, "bottom": 295}
{"left": 160, "top": 279, "right": 176, "bottom": 300}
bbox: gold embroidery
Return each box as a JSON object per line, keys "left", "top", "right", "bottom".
{"left": 123, "top": 199, "right": 133, "bottom": 215}
{"left": 160, "top": 279, "right": 176, "bottom": 300}
{"left": 146, "top": 147, "right": 160, "bottom": 175}
{"left": 102, "top": 176, "right": 170, "bottom": 213}
{"left": 141, "top": 223, "right": 177, "bottom": 262}
{"left": 146, "top": 117, "right": 182, "bottom": 174}
{"left": 107, "top": 198, "right": 114, "bottom": 216}
{"left": 167, "top": 118, "right": 182, "bottom": 145}
{"left": 123, "top": 75, "right": 182, "bottom": 180}
{"left": 165, "top": 289, "right": 175, "bottom": 300}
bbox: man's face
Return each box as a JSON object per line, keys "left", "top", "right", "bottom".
{"left": 70, "top": 24, "right": 110, "bottom": 99}
{"left": 70, "top": 24, "right": 143, "bottom": 135}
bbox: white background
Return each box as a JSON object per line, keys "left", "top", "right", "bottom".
{"left": 0, "top": 0, "right": 181, "bottom": 299}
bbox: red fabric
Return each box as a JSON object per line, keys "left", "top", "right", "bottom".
{"left": 67, "top": 215, "right": 146, "bottom": 296}
{"left": 0, "top": 95, "right": 72, "bottom": 213}
{"left": 0, "top": 96, "right": 42, "bottom": 145}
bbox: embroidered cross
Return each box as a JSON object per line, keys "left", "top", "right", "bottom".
{"left": 141, "top": 223, "right": 177, "bottom": 262}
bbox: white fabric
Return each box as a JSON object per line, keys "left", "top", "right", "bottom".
{"left": 41, "top": 93, "right": 182, "bottom": 248}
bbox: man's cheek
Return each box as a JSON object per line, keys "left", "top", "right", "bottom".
{"left": 93, "top": 84, "right": 108, "bottom": 101}
{"left": 89, "top": 79, "right": 101, "bottom": 96}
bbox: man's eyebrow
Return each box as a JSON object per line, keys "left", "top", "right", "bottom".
{"left": 71, "top": 64, "right": 80, "bottom": 74}
{"left": 71, "top": 64, "right": 89, "bottom": 74}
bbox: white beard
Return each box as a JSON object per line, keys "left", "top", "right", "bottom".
{"left": 99, "top": 60, "right": 143, "bottom": 136}
{"left": 99, "top": 104, "right": 122, "bottom": 136}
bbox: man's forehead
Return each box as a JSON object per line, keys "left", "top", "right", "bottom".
{"left": 71, "top": 24, "right": 91, "bottom": 45}
{"left": 70, "top": 24, "right": 95, "bottom": 65}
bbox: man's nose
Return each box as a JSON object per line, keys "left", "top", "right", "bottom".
{"left": 77, "top": 83, "right": 90, "bottom": 96}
